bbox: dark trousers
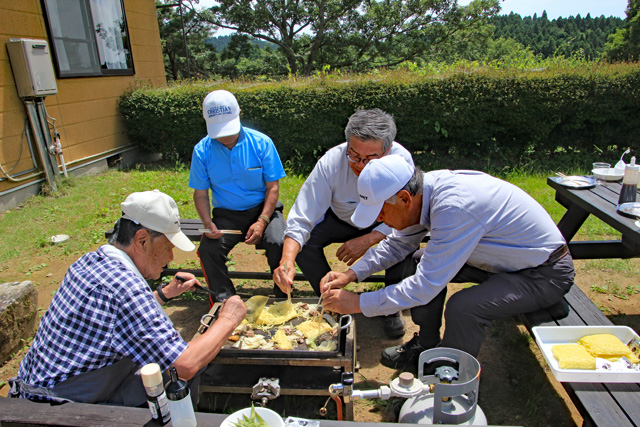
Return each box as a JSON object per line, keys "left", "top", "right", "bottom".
{"left": 198, "top": 202, "right": 285, "bottom": 302}
{"left": 410, "top": 253, "right": 575, "bottom": 357}
{"left": 295, "top": 208, "right": 417, "bottom": 296}
{"left": 10, "top": 358, "right": 203, "bottom": 408}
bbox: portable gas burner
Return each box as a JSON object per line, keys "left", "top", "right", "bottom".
{"left": 329, "top": 347, "right": 487, "bottom": 425}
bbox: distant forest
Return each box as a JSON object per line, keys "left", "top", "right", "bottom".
{"left": 207, "top": 12, "right": 624, "bottom": 61}
{"left": 206, "top": 36, "right": 274, "bottom": 51}
{"left": 491, "top": 12, "right": 624, "bottom": 59}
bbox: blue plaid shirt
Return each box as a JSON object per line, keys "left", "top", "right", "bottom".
{"left": 17, "top": 245, "right": 188, "bottom": 399}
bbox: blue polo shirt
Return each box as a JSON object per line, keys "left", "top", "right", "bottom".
{"left": 189, "top": 127, "right": 286, "bottom": 211}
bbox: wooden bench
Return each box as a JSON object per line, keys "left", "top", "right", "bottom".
{"left": 520, "top": 285, "right": 640, "bottom": 426}
{"left": 106, "top": 218, "right": 430, "bottom": 284}
{"left": 0, "top": 396, "right": 419, "bottom": 426}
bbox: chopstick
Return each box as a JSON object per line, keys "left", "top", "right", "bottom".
{"left": 315, "top": 273, "right": 330, "bottom": 321}
{"left": 555, "top": 172, "right": 582, "bottom": 185}
{"left": 198, "top": 229, "right": 242, "bottom": 234}
{"left": 175, "top": 275, "right": 217, "bottom": 296}
{"left": 283, "top": 261, "right": 292, "bottom": 304}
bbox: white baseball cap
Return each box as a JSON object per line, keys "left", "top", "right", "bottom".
{"left": 203, "top": 90, "right": 241, "bottom": 139}
{"left": 121, "top": 190, "right": 195, "bottom": 252}
{"left": 351, "top": 155, "right": 415, "bottom": 228}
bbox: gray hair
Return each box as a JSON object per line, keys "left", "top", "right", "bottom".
{"left": 386, "top": 166, "right": 424, "bottom": 204}
{"left": 344, "top": 109, "right": 396, "bottom": 152}
{"left": 109, "top": 218, "right": 163, "bottom": 246}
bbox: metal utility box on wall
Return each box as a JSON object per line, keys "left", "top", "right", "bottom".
{"left": 6, "top": 39, "right": 58, "bottom": 98}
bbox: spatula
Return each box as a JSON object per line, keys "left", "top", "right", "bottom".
{"left": 245, "top": 295, "right": 269, "bottom": 324}
{"left": 281, "top": 262, "right": 296, "bottom": 316}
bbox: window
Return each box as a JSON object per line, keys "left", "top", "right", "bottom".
{"left": 42, "top": 0, "right": 134, "bottom": 77}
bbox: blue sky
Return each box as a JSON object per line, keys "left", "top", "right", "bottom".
{"left": 200, "top": 0, "right": 629, "bottom": 36}
{"left": 198, "top": 0, "right": 629, "bottom": 20}
{"left": 459, "top": 0, "right": 628, "bottom": 19}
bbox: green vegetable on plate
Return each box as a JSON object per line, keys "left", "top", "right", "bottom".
{"left": 231, "top": 404, "right": 269, "bottom": 427}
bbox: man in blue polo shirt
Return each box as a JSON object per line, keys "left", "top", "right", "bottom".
{"left": 190, "top": 90, "right": 287, "bottom": 303}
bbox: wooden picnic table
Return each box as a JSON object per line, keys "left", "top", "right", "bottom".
{"left": 517, "top": 176, "right": 640, "bottom": 426}
{"left": 547, "top": 176, "right": 640, "bottom": 259}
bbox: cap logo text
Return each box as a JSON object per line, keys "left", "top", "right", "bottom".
{"left": 207, "top": 105, "right": 232, "bottom": 118}
{"left": 359, "top": 194, "right": 368, "bottom": 200}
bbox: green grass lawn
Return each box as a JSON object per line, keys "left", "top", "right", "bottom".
{"left": 0, "top": 164, "right": 630, "bottom": 280}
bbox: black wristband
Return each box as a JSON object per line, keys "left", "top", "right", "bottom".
{"left": 156, "top": 283, "right": 172, "bottom": 303}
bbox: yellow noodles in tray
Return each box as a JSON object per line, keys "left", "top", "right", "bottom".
{"left": 579, "top": 334, "right": 637, "bottom": 362}
{"left": 296, "top": 319, "right": 333, "bottom": 342}
{"left": 273, "top": 329, "right": 294, "bottom": 350}
{"left": 552, "top": 344, "right": 596, "bottom": 370}
{"left": 256, "top": 300, "right": 298, "bottom": 326}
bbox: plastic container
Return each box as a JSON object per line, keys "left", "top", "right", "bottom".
{"left": 618, "top": 156, "right": 638, "bottom": 205}
{"left": 615, "top": 148, "right": 631, "bottom": 172}
{"left": 532, "top": 326, "right": 640, "bottom": 383}
{"left": 141, "top": 363, "right": 171, "bottom": 424}
{"left": 166, "top": 367, "right": 197, "bottom": 427}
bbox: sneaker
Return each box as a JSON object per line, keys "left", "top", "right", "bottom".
{"left": 380, "top": 332, "right": 427, "bottom": 370}
{"left": 382, "top": 312, "right": 407, "bottom": 339}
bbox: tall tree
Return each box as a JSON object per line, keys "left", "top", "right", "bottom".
{"left": 157, "top": 0, "right": 218, "bottom": 80}
{"left": 604, "top": 0, "right": 640, "bottom": 61}
{"left": 201, "top": 0, "right": 500, "bottom": 76}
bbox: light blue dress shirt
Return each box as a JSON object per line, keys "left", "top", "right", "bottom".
{"left": 354, "top": 170, "right": 566, "bottom": 317}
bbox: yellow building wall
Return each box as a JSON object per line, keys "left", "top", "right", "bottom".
{"left": 0, "top": 0, "right": 166, "bottom": 198}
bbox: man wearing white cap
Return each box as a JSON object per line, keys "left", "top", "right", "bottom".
{"left": 11, "top": 190, "right": 246, "bottom": 406}
{"left": 190, "top": 90, "right": 287, "bottom": 303}
{"left": 320, "top": 155, "right": 575, "bottom": 370}
{"left": 272, "top": 109, "right": 416, "bottom": 339}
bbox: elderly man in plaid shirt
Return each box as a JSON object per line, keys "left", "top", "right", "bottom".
{"left": 10, "top": 190, "right": 246, "bottom": 407}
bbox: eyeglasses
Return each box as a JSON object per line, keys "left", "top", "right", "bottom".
{"left": 346, "top": 152, "right": 375, "bottom": 165}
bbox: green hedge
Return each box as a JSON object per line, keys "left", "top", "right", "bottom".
{"left": 119, "top": 65, "right": 640, "bottom": 174}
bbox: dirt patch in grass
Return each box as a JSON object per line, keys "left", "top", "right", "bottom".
{"left": 1, "top": 242, "right": 639, "bottom": 426}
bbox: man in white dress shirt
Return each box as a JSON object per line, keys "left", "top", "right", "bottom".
{"left": 272, "top": 109, "right": 416, "bottom": 338}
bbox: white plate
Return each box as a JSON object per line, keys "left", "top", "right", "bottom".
{"left": 592, "top": 168, "right": 624, "bottom": 181}
{"left": 49, "top": 234, "right": 69, "bottom": 243}
{"left": 532, "top": 326, "right": 640, "bottom": 382}
{"left": 556, "top": 176, "right": 596, "bottom": 189}
{"left": 221, "top": 407, "right": 285, "bottom": 427}
{"left": 617, "top": 202, "right": 640, "bottom": 219}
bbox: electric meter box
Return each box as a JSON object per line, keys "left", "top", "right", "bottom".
{"left": 6, "top": 38, "right": 58, "bottom": 97}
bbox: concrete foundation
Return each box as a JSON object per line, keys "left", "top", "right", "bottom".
{"left": 0, "top": 147, "right": 162, "bottom": 212}
{"left": 0, "top": 281, "right": 38, "bottom": 365}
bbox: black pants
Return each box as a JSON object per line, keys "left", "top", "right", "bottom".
{"left": 10, "top": 358, "right": 203, "bottom": 408}
{"left": 198, "top": 202, "right": 285, "bottom": 302}
{"left": 411, "top": 253, "right": 575, "bottom": 357}
{"left": 295, "top": 208, "right": 417, "bottom": 296}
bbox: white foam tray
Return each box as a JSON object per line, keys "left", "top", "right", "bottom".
{"left": 532, "top": 326, "right": 640, "bottom": 383}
